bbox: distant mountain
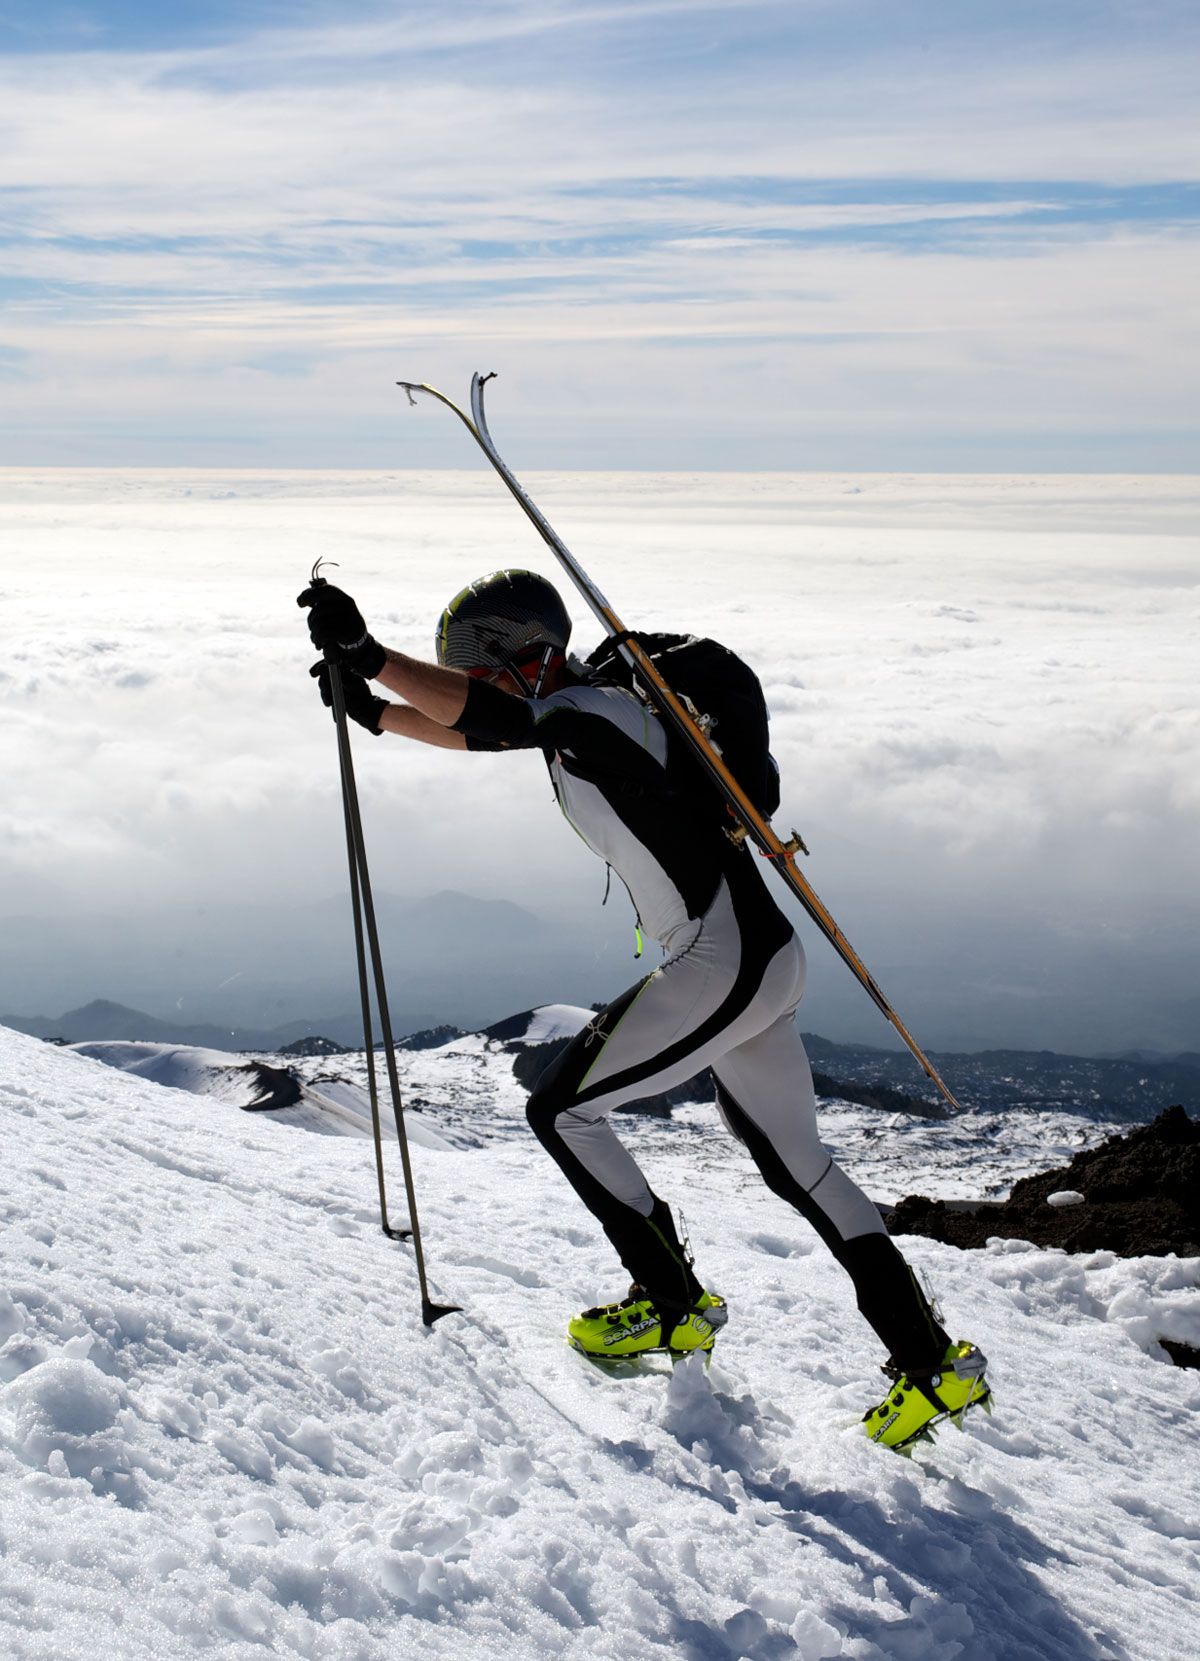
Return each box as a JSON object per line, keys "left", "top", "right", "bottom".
{"left": 801, "top": 1034, "right": 1200, "bottom": 1122}
{"left": 397, "top": 890, "right": 549, "bottom": 939}
{"left": 277, "top": 1035, "right": 350, "bottom": 1057}
{"left": 7, "top": 999, "right": 1197, "bottom": 1121}
{"left": 2, "top": 998, "right": 459, "bottom": 1057}
{"left": 399, "top": 1024, "right": 465, "bottom": 1051}
{"left": 0, "top": 888, "right": 596, "bottom": 1047}
{"left": 2, "top": 999, "right": 346, "bottom": 1055}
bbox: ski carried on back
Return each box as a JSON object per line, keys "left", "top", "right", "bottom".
{"left": 397, "top": 372, "right": 962, "bottom": 1114}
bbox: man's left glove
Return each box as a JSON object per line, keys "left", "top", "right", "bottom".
{"left": 297, "top": 582, "right": 386, "bottom": 678}
{"left": 310, "top": 660, "right": 388, "bottom": 736}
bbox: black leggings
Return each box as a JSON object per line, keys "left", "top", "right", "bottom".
{"left": 527, "top": 874, "right": 949, "bottom": 1369}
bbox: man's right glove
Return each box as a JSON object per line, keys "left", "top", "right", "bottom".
{"left": 297, "top": 582, "right": 387, "bottom": 678}
{"left": 310, "top": 660, "right": 388, "bottom": 736}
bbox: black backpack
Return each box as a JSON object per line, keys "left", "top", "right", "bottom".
{"left": 585, "top": 632, "right": 780, "bottom": 820}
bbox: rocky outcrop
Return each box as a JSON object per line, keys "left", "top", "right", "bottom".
{"left": 890, "top": 1106, "right": 1199, "bottom": 1258}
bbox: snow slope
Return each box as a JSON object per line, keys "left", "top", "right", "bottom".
{"left": 521, "top": 1005, "right": 593, "bottom": 1045}
{"left": 2, "top": 1024, "right": 1199, "bottom": 1660}
{"left": 69, "top": 1041, "right": 298, "bottom": 1113}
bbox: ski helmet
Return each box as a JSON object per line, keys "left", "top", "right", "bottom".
{"left": 436, "top": 569, "right": 572, "bottom": 692}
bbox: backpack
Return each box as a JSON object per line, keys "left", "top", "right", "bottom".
{"left": 584, "top": 632, "right": 781, "bottom": 819}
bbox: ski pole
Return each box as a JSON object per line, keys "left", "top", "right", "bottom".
{"left": 306, "top": 569, "right": 460, "bottom": 1326}
{"left": 396, "top": 374, "right": 962, "bottom": 1114}
{"left": 328, "top": 642, "right": 404, "bottom": 1243}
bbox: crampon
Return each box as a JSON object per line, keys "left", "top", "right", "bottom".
{"left": 863, "top": 1341, "right": 992, "bottom": 1452}
{"left": 567, "top": 1285, "right": 727, "bottom": 1361}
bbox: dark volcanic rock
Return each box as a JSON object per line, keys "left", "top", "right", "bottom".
{"left": 399, "top": 1024, "right": 463, "bottom": 1051}
{"left": 278, "top": 1035, "right": 349, "bottom": 1057}
{"left": 1160, "top": 1340, "right": 1200, "bottom": 1371}
{"left": 890, "top": 1106, "right": 1199, "bottom": 1257}
{"left": 484, "top": 1010, "right": 538, "bottom": 1043}
{"left": 240, "top": 1061, "right": 302, "bottom": 1111}
{"left": 810, "top": 1070, "right": 946, "bottom": 1121}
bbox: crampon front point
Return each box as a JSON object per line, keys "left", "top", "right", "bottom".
{"left": 863, "top": 1341, "right": 992, "bottom": 1452}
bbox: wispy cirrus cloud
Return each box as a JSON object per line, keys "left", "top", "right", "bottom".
{"left": 0, "top": 0, "right": 1197, "bottom": 465}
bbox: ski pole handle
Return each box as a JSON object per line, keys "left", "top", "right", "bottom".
{"left": 298, "top": 562, "right": 342, "bottom": 668}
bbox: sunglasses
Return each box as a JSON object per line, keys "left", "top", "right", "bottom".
{"left": 465, "top": 647, "right": 560, "bottom": 695}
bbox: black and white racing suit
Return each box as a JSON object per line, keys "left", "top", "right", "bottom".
{"left": 453, "top": 672, "right": 948, "bottom": 1368}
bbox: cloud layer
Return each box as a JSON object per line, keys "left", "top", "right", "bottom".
{"left": 3, "top": 463, "right": 1197, "bottom": 1052}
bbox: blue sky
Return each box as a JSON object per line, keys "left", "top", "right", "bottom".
{"left": 1, "top": 0, "right": 1197, "bottom": 468}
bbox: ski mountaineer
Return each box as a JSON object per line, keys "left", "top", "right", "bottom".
{"left": 298, "top": 569, "right": 990, "bottom": 1450}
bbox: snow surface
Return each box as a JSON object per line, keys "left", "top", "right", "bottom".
{"left": 69, "top": 1042, "right": 282, "bottom": 1113}
{"left": 3, "top": 1023, "right": 1199, "bottom": 1661}
{"left": 521, "top": 1005, "right": 594, "bottom": 1046}
{"left": 69, "top": 1040, "right": 248, "bottom": 1089}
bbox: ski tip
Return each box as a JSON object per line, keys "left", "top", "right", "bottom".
{"left": 421, "top": 1299, "right": 463, "bottom": 1328}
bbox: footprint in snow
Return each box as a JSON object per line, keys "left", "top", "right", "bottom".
{"left": 748, "top": 1232, "right": 806, "bottom": 1259}
{"left": 458, "top": 1255, "right": 548, "bottom": 1289}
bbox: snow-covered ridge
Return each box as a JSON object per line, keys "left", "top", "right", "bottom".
{"left": 70, "top": 1041, "right": 299, "bottom": 1111}
{"left": 2, "top": 1021, "right": 1199, "bottom": 1659}
{"left": 514, "top": 1003, "right": 592, "bottom": 1045}
{"left": 72, "top": 1010, "right": 1149, "bottom": 1201}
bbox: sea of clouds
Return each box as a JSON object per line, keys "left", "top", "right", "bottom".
{"left": 3, "top": 466, "right": 1197, "bottom": 1053}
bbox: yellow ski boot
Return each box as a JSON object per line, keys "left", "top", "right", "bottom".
{"left": 568, "top": 1285, "right": 728, "bottom": 1360}
{"left": 863, "top": 1341, "right": 991, "bottom": 1452}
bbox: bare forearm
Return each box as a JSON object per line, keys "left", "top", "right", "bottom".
{"left": 374, "top": 649, "right": 469, "bottom": 726}
{"left": 378, "top": 703, "right": 468, "bottom": 749}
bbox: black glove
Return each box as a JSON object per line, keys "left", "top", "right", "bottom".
{"left": 297, "top": 582, "right": 386, "bottom": 677}
{"left": 309, "top": 660, "right": 388, "bottom": 736}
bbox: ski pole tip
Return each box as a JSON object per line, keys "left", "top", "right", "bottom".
{"left": 422, "top": 1299, "right": 463, "bottom": 1328}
